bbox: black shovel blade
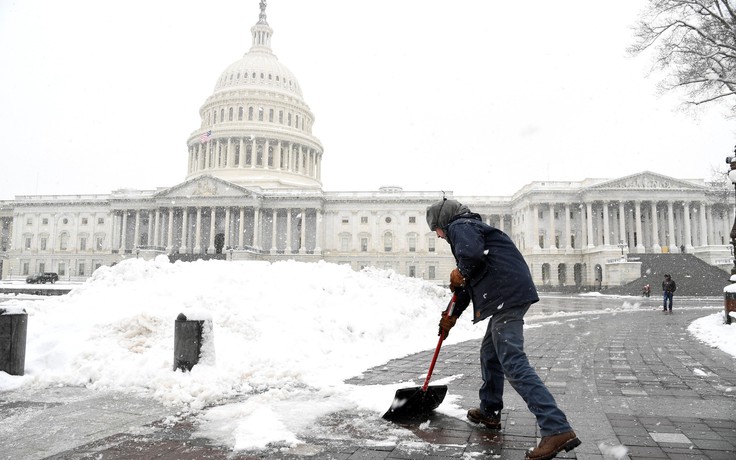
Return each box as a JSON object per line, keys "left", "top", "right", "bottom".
{"left": 382, "top": 385, "right": 448, "bottom": 421}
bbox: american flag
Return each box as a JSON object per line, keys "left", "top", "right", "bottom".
{"left": 199, "top": 130, "right": 211, "bottom": 143}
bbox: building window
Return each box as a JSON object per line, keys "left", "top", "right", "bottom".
{"left": 238, "top": 107, "right": 244, "bottom": 120}
{"left": 539, "top": 235, "right": 544, "bottom": 249}
{"left": 340, "top": 235, "right": 350, "bottom": 251}
{"left": 279, "top": 110, "right": 283, "bottom": 124}
{"left": 288, "top": 113, "right": 292, "bottom": 126}
{"left": 408, "top": 235, "right": 416, "bottom": 252}
{"left": 220, "top": 109, "right": 225, "bottom": 122}
{"left": 78, "top": 262, "right": 85, "bottom": 276}
{"left": 42, "top": 218, "right": 49, "bottom": 225}
{"left": 269, "top": 109, "right": 274, "bottom": 122}
{"left": 81, "top": 218, "right": 88, "bottom": 225}
{"left": 384, "top": 233, "right": 393, "bottom": 252}
{"left": 428, "top": 266, "right": 436, "bottom": 280}
{"left": 25, "top": 237, "right": 31, "bottom": 250}
{"left": 341, "top": 217, "right": 349, "bottom": 224}
{"left": 258, "top": 107, "right": 264, "bottom": 121}
{"left": 80, "top": 237, "right": 87, "bottom": 251}
{"left": 408, "top": 266, "right": 416, "bottom": 277}
{"left": 361, "top": 216, "right": 368, "bottom": 224}
{"left": 428, "top": 238, "right": 436, "bottom": 252}
{"left": 385, "top": 217, "right": 392, "bottom": 224}
{"left": 98, "top": 217, "right": 104, "bottom": 225}
{"left": 62, "top": 218, "right": 68, "bottom": 225}
{"left": 228, "top": 107, "right": 234, "bottom": 121}
{"left": 22, "top": 262, "right": 29, "bottom": 275}
{"left": 58, "top": 263, "right": 65, "bottom": 277}
{"left": 40, "top": 237, "right": 47, "bottom": 251}
{"left": 409, "top": 216, "right": 416, "bottom": 224}
{"left": 248, "top": 107, "right": 254, "bottom": 120}
{"left": 26, "top": 218, "right": 32, "bottom": 225}
{"left": 360, "top": 237, "right": 368, "bottom": 252}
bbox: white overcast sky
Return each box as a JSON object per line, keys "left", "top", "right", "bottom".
{"left": 0, "top": 0, "right": 734, "bottom": 200}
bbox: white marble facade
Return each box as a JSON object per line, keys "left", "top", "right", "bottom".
{"left": 0, "top": 4, "right": 732, "bottom": 288}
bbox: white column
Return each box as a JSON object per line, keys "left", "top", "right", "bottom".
{"left": 239, "top": 138, "right": 245, "bottom": 168}
{"left": 586, "top": 202, "right": 594, "bottom": 248}
{"left": 548, "top": 203, "right": 556, "bottom": 249}
{"left": 250, "top": 138, "right": 257, "bottom": 169}
{"left": 179, "top": 208, "right": 188, "bottom": 254}
{"left": 147, "top": 210, "right": 154, "bottom": 246}
{"left": 618, "top": 202, "right": 626, "bottom": 247}
{"left": 153, "top": 209, "right": 160, "bottom": 247}
{"left": 166, "top": 208, "right": 174, "bottom": 253}
{"left": 699, "top": 202, "right": 709, "bottom": 246}
{"left": 650, "top": 201, "right": 661, "bottom": 252}
{"left": 253, "top": 207, "right": 261, "bottom": 249}
{"left": 194, "top": 207, "right": 202, "bottom": 253}
{"left": 532, "top": 204, "right": 540, "bottom": 249}
{"left": 275, "top": 140, "right": 282, "bottom": 170}
{"left": 271, "top": 208, "right": 278, "bottom": 254}
{"left": 224, "top": 207, "right": 231, "bottom": 248}
{"left": 227, "top": 138, "right": 233, "bottom": 168}
{"left": 564, "top": 204, "right": 571, "bottom": 251}
{"left": 133, "top": 210, "right": 140, "bottom": 249}
{"left": 121, "top": 211, "right": 128, "bottom": 253}
{"left": 208, "top": 207, "right": 216, "bottom": 253}
{"left": 299, "top": 208, "right": 307, "bottom": 254}
{"left": 286, "top": 208, "right": 293, "bottom": 253}
{"left": 683, "top": 202, "right": 693, "bottom": 251}
{"left": 634, "top": 201, "right": 644, "bottom": 252}
{"left": 667, "top": 201, "right": 677, "bottom": 252}
{"left": 498, "top": 214, "right": 505, "bottom": 233}
{"left": 602, "top": 201, "right": 610, "bottom": 247}
{"left": 314, "top": 209, "right": 322, "bottom": 253}
{"left": 238, "top": 207, "right": 245, "bottom": 248}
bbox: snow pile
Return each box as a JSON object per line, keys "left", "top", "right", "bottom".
{"left": 0, "top": 258, "right": 483, "bottom": 448}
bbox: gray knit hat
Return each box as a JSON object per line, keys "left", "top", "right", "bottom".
{"left": 426, "top": 198, "right": 470, "bottom": 231}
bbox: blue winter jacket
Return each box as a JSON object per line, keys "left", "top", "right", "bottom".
{"left": 446, "top": 212, "right": 539, "bottom": 322}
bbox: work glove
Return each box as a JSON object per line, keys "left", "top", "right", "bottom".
{"left": 449, "top": 268, "right": 465, "bottom": 292}
{"left": 438, "top": 311, "right": 458, "bottom": 338}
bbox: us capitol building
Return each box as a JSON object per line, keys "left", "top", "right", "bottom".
{"left": 0, "top": 3, "right": 733, "bottom": 289}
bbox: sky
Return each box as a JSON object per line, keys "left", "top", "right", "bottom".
{"left": 0, "top": 0, "right": 734, "bottom": 200}
{"left": 0, "top": 259, "right": 734, "bottom": 451}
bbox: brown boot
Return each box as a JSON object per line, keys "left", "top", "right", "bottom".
{"left": 525, "top": 431, "right": 581, "bottom": 460}
{"left": 466, "top": 408, "right": 501, "bottom": 429}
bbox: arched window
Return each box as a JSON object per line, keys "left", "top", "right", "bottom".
{"left": 248, "top": 107, "right": 254, "bottom": 121}
{"left": 383, "top": 232, "right": 393, "bottom": 252}
{"left": 238, "top": 107, "right": 244, "bottom": 121}
{"left": 220, "top": 109, "right": 225, "bottom": 122}
{"left": 59, "top": 232, "right": 69, "bottom": 251}
{"left": 228, "top": 107, "right": 233, "bottom": 121}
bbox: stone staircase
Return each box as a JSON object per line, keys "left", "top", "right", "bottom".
{"left": 605, "top": 253, "right": 730, "bottom": 297}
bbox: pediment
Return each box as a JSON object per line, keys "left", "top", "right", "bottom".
{"left": 155, "top": 175, "right": 253, "bottom": 199}
{"left": 587, "top": 171, "right": 707, "bottom": 192}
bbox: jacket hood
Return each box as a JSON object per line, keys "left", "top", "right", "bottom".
{"left": 426, "top": 198, "right": 470, "bottom": 231}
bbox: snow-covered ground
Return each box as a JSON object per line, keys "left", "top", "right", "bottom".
{"left": 0, "top": 258, "right": 733, "bottom": 450}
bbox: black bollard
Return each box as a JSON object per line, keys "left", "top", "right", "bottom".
{"left": 173, "top": 313, "right": 205, "bottom": 372}
{"left": 0, "top": 308, "right": 28, "bottom": 376}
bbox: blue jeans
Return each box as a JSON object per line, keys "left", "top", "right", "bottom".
{"left": 663, "top": 292, "right": 673, "bottom": 310}
{"left": 479, "top": 303, "right": 572, "bottom": 436}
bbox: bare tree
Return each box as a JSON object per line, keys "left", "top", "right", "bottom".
{"left": 629, "top": 0, "right": 736, "bottom": 115}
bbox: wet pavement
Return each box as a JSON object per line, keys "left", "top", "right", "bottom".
{"left": 1, "top": 295, "right": 734, "bottom": 459}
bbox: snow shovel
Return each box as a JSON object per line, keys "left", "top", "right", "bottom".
{"left": 383, "top": 293, "right": 456, "bottom": 421}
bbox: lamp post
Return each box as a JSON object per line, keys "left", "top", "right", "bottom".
{"left": 724, "top": 153, "right": 736, "bottom": 324}
{"left": 229, "top": 247, "right": 234, "bottom": 261}
{"left": 136, "top": 247, "right": 140, "bottom": 259}
{"left": 617, "top": 240, "right": 626, "bottom": 257}
{"left": 728, "top": 154, "right": 736, "bottom": 277}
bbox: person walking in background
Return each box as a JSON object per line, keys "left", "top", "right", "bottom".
{"left": 426, "top": 198, "right": 581, "bottom": 460}
{"left": 662, "top": 274, "right": 676, "bottom": 314}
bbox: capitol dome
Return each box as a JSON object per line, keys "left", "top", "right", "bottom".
{"left": 185, "top": 2, "right": 323, "bottom": 190}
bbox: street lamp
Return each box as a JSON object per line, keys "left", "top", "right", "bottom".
{"left": 135, "top": 247, "right": 140, "bottom": 259}
{"left": 726, "top": 154, "right": 736, "bottom": 276}
{"left": 229, "top": 247, "right": 234, "bottom": 261}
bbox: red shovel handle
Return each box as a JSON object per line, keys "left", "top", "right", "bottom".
{"left": 421, "top": 293, "right": 456, "bottom": 392}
